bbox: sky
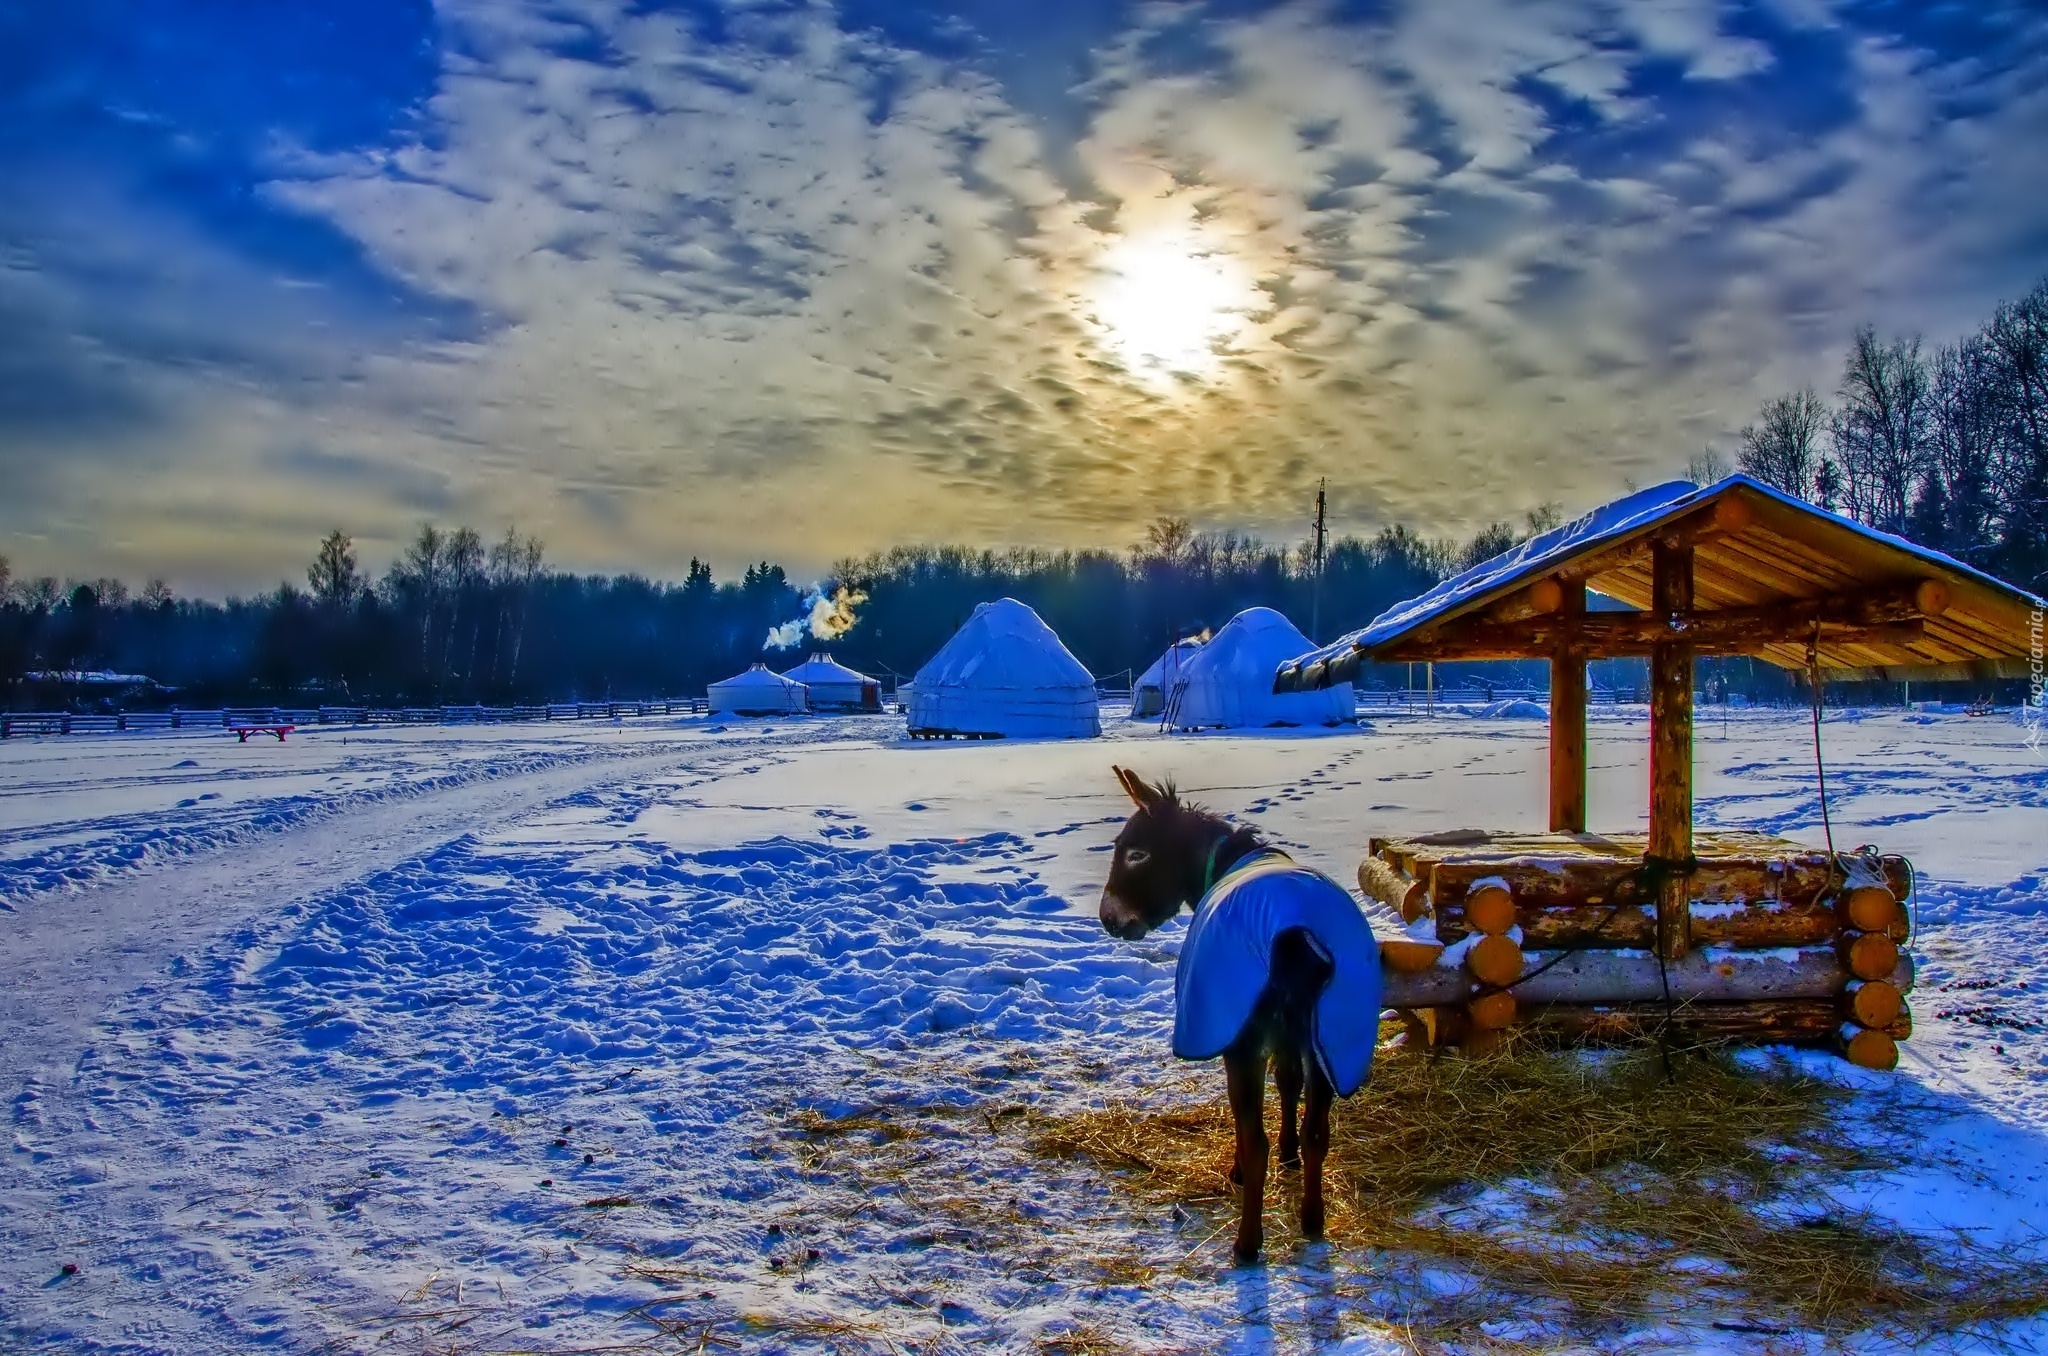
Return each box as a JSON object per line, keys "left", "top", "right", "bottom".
{"left": 3, "top": 0, "right": 2046, "bottom": 595}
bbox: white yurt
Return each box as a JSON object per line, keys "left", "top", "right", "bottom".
{"left": 1131, "top": 637, "right": 1205, "bottom": 719}
{"left": 779, "top": 653, "right": 881, "bottom": 712}
{"left": 1170, "top": 607, "right": 1356, "bottom": 729}
{"left": 707, "top": 663, "right": 809, "bottom": 716}
{"left": 907, "top": 598, "right": 1101, "bottom": 739}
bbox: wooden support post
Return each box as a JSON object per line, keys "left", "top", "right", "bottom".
{"left": 1549, "top": 579, "right": 1587, "bottom": 833}
{"left": 1649, "top": 541, "right": 1695, "bottom": 962}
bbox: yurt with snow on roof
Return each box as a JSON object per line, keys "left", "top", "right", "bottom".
{"left": 1131, "top": 636, "right": 1205, "bottom": 719}
{"left": 1169, "top": 607, "right": 1355, "bottom": 730}
{"left": 779, "top": 654, "right": 881, "bottom": 712}
{"left": 707, "top": 664, "right": 808, "bottom": 716}
{"left": 906, "top": 598, "right": 1101, "bottom": 740}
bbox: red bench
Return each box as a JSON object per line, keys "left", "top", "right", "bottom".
{"left": 231, "top": 725, "right": 295, "bottom": 743}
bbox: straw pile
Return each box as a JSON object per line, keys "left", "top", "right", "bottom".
{"left": 1029, "top": 1034, "right": 2048, "bottom": 1346}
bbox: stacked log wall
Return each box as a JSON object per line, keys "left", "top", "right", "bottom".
{"left": 1361, "top": 833, "right": 1915, "bottom": 1068}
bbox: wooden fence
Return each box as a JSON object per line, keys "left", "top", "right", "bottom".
{"left": 0, "top": 699, "right": 708, "bottom": 739}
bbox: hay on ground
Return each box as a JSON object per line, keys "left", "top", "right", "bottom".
{"left": 1028, "top": 1035, "right": 2048, "bottom": 1346}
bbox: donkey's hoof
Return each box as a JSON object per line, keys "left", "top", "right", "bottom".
{"left": 1278, "top": 1151, "right": 1302, "bottom": 1171}
{"left": 1301, "top": 1207, "right": 1326, "bottom": 1240}
{"left": 1231, "top": 1240, "right": 1263, "bottom": 1267}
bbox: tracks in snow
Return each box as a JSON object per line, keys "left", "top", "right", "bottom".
{"left": 0, "top": 737, "right": 776, "bottom": 1093}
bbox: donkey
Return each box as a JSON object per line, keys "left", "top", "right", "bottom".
{"left": 1099, "top": 766, "right": 1381, "bottom": 1264}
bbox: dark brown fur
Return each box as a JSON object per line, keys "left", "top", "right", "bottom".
{"left": 1099, "top": 765, "right": 1337, "bottom": 1265}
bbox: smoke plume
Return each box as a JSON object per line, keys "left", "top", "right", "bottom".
{"left": 765, "top": 585, "right": 868, "bottom": 651}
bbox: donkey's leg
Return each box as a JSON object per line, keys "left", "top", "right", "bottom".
{"left": 1273, "top": 1042, "right": 1304, "bottom": 1169}
{"left": 1300, "top": 1060, "right": 1334, "bottom": 1241}
{"left": 1224, "top": 1049, "right": 1269, "bottom": 1265}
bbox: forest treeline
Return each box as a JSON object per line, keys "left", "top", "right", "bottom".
{"left": 2, "top": 278, "right": 2042, "bottom": 708}
{"left": 1722, "top": 277, "right": 2046, "bottom": 590}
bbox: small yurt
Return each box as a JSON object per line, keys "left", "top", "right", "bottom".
{"left": 1171, "top": 607, "right": 1355, "bottom": 729}
{"left": 707, "top": 663, "right": 808, "bottom": 716}
{"left": 779, "top": 654, "right": 881, "bottom": 712}
{"left": 1132, "top": 637, "right": 1205, "bottom": 719}
{"left": 907, "top": 598, "right": 1101, "bottom": 739}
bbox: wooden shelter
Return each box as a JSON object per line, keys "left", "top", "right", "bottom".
{"left": 1275, "top": 475, "right": 2044, "bottom": 1068}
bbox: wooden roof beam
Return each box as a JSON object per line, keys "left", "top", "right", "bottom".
{"left": 1378, "top": 619, "right": 1928, "bottom": 663}
{"left": 1375, "top": 578, "right": 1947, "bottom": 663}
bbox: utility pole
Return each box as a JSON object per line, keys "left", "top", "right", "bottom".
{"left": 1309, "top": 478, "right": 1329, "bottom": 643}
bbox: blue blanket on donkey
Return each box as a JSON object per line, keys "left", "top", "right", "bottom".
{"left": 1172, "top": 852, "right": 1382, "bottom": 1096}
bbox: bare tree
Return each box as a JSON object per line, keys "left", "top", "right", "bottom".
{"left": 1982, "top": 280, "right": 2048, "bottom": 583}
{"left": 307, "top": 530, "right": 364, "bottom": 610}
{"left": 1136, "top": 516, "right": 1195, "bottom": 565}
{"left": 444, "top": 526, "right": 485, "bottom": 684}
{"left": 391, "top": 524, "right": 448, "bottom": 688}
{"left": 21, "top": 576, "right": 60, "bottom": 613}
{"left": 141, "top": 578, "right": 174, "bottom": 610}
{"left": 1920, "top": 338, "right": 2001, "bottom": 563}
{"left": 488, "top": 528, "right": 545, "bottom": 691}
{"left": 1832, "top": 328, "right": 1930, "bottom": 532}
{"left": 1684, "top": 449, "right": 1730, "bottom": 488}
{"left": 1737, "top": 389, "right": 1827, "bottom": 496}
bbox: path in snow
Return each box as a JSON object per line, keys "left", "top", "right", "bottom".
{"left": 4, "top": 709, "right": 2047, "bottom": 1354}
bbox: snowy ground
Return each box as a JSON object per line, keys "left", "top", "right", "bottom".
{"left": 1, "top": 703, "right": 2045, "bottom": 1353}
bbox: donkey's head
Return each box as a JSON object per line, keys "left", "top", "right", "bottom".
{"left": 1100, "top": 765, "right": 1239, "bottom": 940}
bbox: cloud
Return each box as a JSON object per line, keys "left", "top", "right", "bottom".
{"left": 3, "top": 0, "right": 2046, "bottom": 592}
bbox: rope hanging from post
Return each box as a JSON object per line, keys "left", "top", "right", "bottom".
{"left": 1807, "top": 624, "right": 1837, "bottom": 863}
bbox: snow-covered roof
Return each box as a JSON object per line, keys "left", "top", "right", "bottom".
{"left": 907, "top": 598, "right": 1098, "bottom": 738}
{"left": 1276, "top": 474, "right": 2047, "bottom": 689}
{"left": 912, "top": 598, "right": 1094, "bottom": 691}
{"left": 709, "top": 663, "right": 806, "bottom": 692}
{"left": 779, "top": 654, "right": 875, "bottom": 685}
{"left": 1172, "top": 608, "right": 1355, "bottom": 729}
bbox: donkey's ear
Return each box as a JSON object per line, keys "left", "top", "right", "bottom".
{"left": 1113, "top": 765, "right": 1164, "bottom": 810}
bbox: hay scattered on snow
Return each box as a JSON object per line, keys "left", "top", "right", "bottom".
{"left": 1028, "top": 1035, "right": 2048, "bottom": 1347}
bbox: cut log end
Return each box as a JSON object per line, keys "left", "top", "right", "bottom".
{"left": 1838, "top": 1024, "right": 1899, "bottom": 1072}
{"left": 1844, "top": 978, "right": 1903, "bottom": 1030}
{"left": 1464, "top": 884, "right": 1516, "bottom": 936}
{"left": 1467, "top": 990, "right": 1518, "bottom": 1031}
{"left": 1358, "top": 857, "right": 1430, "bottom": 924}
{"left": 1842, "top": 931, "right": 1902, "bottom": 983}
{"left": 1915, "top": 577, "right": 1952, "bottom": 618}
{"left": 1379, "top": 938, "right": 1446, "bottom": 975}
{"left": 1840, "top": 884, "right": 1903, "bottom": 935}
{"left": 1466, "top": 934, "right": 1525, "bottom": 989}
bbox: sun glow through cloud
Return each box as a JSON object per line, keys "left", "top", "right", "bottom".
{"left": 1087, "top": 231, "right": 1259, "bottom": 383}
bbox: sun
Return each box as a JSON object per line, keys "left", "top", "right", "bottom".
{"left": 1088, "top": 230, "right": 1257, "bottom": 382}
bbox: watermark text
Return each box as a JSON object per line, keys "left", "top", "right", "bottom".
{"left": 2027, "top": 606, "right": 2044, "bottom": 754}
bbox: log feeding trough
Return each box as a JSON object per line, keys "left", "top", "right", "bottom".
{"left": 1274, "top": 474, "right": 2046, "bottom": 1070}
